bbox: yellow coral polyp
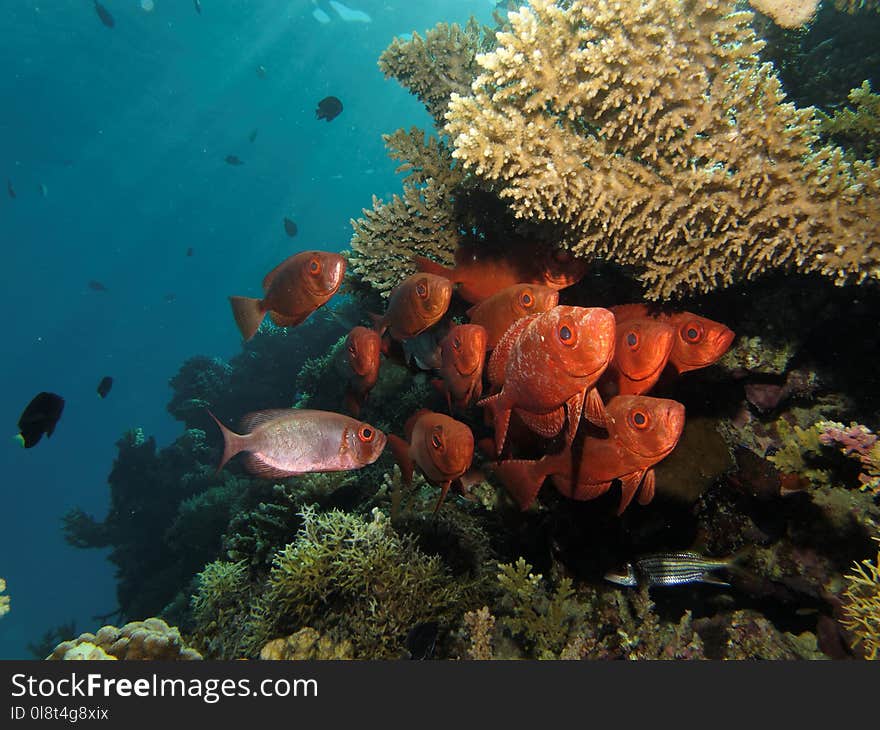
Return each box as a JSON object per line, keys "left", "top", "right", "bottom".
{"left": 444, "top": 0, "right": 880, "bottom": 300}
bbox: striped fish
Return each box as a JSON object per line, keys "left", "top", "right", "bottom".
{"left": 604, "top": 551, "right": 734, "bottom": 588}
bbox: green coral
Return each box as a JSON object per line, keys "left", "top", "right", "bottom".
{"left": 841, "top": 539, "right": 880, "bottom": 659}
{"left": 0, "top": 578, "right": 8, "bottom": 618}
{"left": 766, "top": 419, "right": 833, "bottom": 485}
{"left": 819, "top": 81, "right": 880, "bottom": 160}
{"left": 190, "top": 560, "right": 252, "bottom": 660}
{"left": 247, "top": 506, "right": 475, "bottom": 658}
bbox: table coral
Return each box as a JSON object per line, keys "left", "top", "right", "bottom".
{"left": 444, "top": 0, "right": 880, "bottom": 300}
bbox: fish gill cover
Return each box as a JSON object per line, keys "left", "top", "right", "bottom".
{"left": 1, "top": 0, "right": 880, "bottom": 662}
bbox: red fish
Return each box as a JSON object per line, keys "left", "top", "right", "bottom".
{"left": 342, "top": 326, "right": 382, "bottom": 416}
{"left": 415, "top": 243, "right": 587, "bottom": 304}
{"left": 208, "top": 408, "right": 385, "bottom": 477}
{"left": 492, "top": 395, "right": 685, "bottom": 514}
{"left": 611, "top": 305, "right": 734, "bottom": 375}
{"left": 371, "top": 273, "right": 452, "bottom": 341}
{"left": 229, "top": 251, "right": 346, "bottom": 341}
{"left": 478, "top": 306, "right": 615, "bottom": 455}
{"left": 467, "top": 284, "right": 559, "bottom": 349}
{"left": 436, "top": 324, "right": 487, "bottom": 413}
{"left": 387, "top": 410, "right": 475, "bottom": 513}
{"left": 600, "top": 317, "right": 675, "bottom": 397}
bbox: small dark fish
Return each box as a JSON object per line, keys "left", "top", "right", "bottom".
{"left": 605, "top": 551, "right": 734, "bottom": 588}
{"left": 405, "top": 621, "right": 439, "bottom": 660}
{"left": 94, "top": 0, "right": 115, "bottom": 28}
{"left": 88, "top": 280, "right": 109, "bottom": 292}
{"left": 316, "top": 96, "right": 343, "bottom": 122}
{"left": 7, "top": 179, "right": 15, "bottom": 198}
{"left": 194, "top": 0, "right": 202, "bottom": 14}
{"left": 164, "top": 293, "right": 176, "bottom": 303}
{"left": 248, "top": 128, "right": 258, "bottom": 143}
{"left": 16, "top": 392, "right": 65, "bottom": 448}
{"left": 97, "top": 376, "right": 113, "bottom": 399}
{"left": 256, "top": 65, "right": 267, "bottom": 79}
{"left": 39, "top": 183, "right": 48, "bottom": 198}
{"left": 283, "top": 217, "right": 298, "bottom": 237}
{"left": 225, "top": 155, "right": 244, "bottom": 166}
{"left": 186, "top": 247, "right": 194, "bottom": 257}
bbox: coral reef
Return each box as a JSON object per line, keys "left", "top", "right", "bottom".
{"left": 819, "top": 81, "right": 880, "bottom": 160}
{"left": 748, "top": 0, "right": 820, "bottom": 28}
{"left": 840, "top": 539, "right": 880, "bottom": 659}
{"left": 378, "top": 19, "right": 495, "bottom": 127}
{"left": 260, "top": 628, "right": 354, "bottom": 660}
{"left": 816, "top": 421, "right": 880, "bottom": 495}
{"left": 0, "top": 578, "right": 8, "bottom": 618}
{"left": 47, "top": 618, "right": 202, "bottom": 661}
{"left": 834, "top": 0, "right": 880, "bottom": 13}
{"left": 444, "top": 0, "right": 880, "bottom": 299}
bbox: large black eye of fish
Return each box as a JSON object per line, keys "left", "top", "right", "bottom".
{"left": 431, "top": 428, "right": 443, "bottom": 450}
{"left": 309, "top": 258, "right": 322, "bottom": 275}
{"left": 358, "top": 425, "right": 374, "bottom": 443}
{"left": 626, "top": 331, "right": 639, "bottom": 349}
{"left": 520, "top": 291, "right": 533, "bottom": 307}
{"left": 452, "top": 336, "right": 462, "bottom": 350}
{"left": 416, "top": 281, "right": 428, "bottom": 299}
{"left": 681, "top": 322, "right": 704, "bottom": 343}
{"left": 558, "top": 324, "right": 575, "bottom": 345}
{"left": 628, "top": 410, "right": 650, "bottom": 429}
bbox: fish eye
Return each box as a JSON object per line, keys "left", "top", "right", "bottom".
{"left": 628, "top": 410, "right": 650, "bottom": 429}
{"left": 348, "top": 344, "right": 357, "bottom": 355}
{"left": 520, "top": 290, "right": 533, "bottom": 307}
{"left": 626, "top": 331, "right": 639, "bottom": 349}
{"left": 681, "top": 322, "right": 704, "bottom": 343}
{"left": 452, "top": 336, "right": 461, "bottom": 350}
{"left": 309, "top": 258, "right": 322, "bottom": 275}
{"left": 558, "top": 324, "right": 575, "bottom": 345}
{"left": 431, "top": 427, "right": 443, "bottom": 450}
{"left": 416, "top": 281, "right": 428, "bottom": 298}
{"left": 358, "top": 425, "right": 374, "bottom": 442}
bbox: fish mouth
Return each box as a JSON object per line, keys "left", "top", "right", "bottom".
{"left": 368, "top": 431, "right": 388, "bottom": 463}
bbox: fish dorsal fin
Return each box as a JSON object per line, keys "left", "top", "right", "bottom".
{"left": 414, "top": 255, "right": 454, "bottom": 281}
{"left": 243, "top": 453, "right": 299, "bottom": 479}
{"left": 487, "top": 314, "right": 535, "bottom": 385}
{"left": 515, "top": 406, "right": 565, "bottom": 438}
{"left": 610, "top": 303, "right": 651, "bottom": 323}
{"left": 616, "top": 470, "right": 646, "bottom": 515}
{"left": 239, "top": 409, "right": 294, "bottom": 434}
{"left": 637, "top": 468, "right": 656, "bottom": 506}
{"left": 262, "top": 254, "right": 300, "bottom": 291}
{"left": 270, "top": 310, "right": 308, "bottom": 327}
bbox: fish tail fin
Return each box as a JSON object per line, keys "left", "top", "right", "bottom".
{"left": 413, "top": 256, "right": 453, "bottom": 280}
{"left": 206, "top": 408, "right": 246, "bottom": 473}
{"left": 491, "top": 458, "right": 549, "bottom": 510}
{"left": 229, "top": 296, "right": 265, "bottom": 341}
{"left": 387, "top": 434, "right": 414, "bottom": 487}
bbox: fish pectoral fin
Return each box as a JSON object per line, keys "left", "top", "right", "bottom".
{"left": 515, "top": 406, "right": 565, "bottom": 438}
{"left": 269, "top": 310, "right": 308, "bottom": 327}
{"left": 243, "top": 454, "right": 299, "bottom": 480}
{"left": 565, "top": 392, "right": 584, "bottom": 446}
{"left": 477, "top": 392, "right": 511, "bottom": 456}
{"left": 700, "top": 573, "right": 731, "bottom": 587}
{"left": 583, "top": 388, "right": 608, "bottom": 428}
{"left": 433, "top": 480, "right": 453, "bottom": 514}
{"left": 616, "top": 471, "right": 645, "bottom": 515}
{"left": 637, "top": 468, "right": 656, "bottom": 506}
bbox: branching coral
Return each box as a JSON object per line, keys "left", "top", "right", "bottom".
{"left": 819, "top": 81, "right": 880, "bottom": 160}
{"left": 444, "top": 0, "right": 880, "bottom": 300}
{"left": 348, "top": 130, "right": 461, "bottom": 297}
{"left": 816, "top": 421, "right": 880, "bottom": 495}
{"left": 47, "top": 618, "right": 202, "bottom": 660}
{"left": 378, "top": 19, "right": 495, "bottom": 127}
{"left": 0, "top": 578, "right": 8, "bottom": 618}
{"left": 840, "top": 539, "right": 880, "bottom": 659}
{"left": 748, "top": 0, "right": 820, "bottom": 28}
{"left": 190, "top": 561, "right": 252, "bottom": 660}
{"left": 834, "top": 0, "right": 880, "bottom": 13}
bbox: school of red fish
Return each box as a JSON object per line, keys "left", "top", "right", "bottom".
{"left": 212, "top": 246, "right": 734, "bottom": 515}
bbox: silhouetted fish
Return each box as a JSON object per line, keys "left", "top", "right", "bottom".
{"left": 283, "top": 217, "right": 298, "bottom": 237}
{"left": 7, "top": 180, "right": 15, "bottom": 199}
{"left": 256, "top": 65, "right": 267, "bottom": 79}
{"left": 16, "top": 392, "right": 65, "bottom": 448}
{"left": 194, "top": 0, "right": 202, "bottom": 14}
{"left": 88, "top": 280, "right": 109, "bottom": 292}
{"left": 94, "top": 0, "right": 115, "bottom": 28}
{"left": 225, "top": 155, "right": 244, "bottom": 166}
{"left": 164, "top": 293, "right": 176, "bottom": 303}
{"left": 96, "top": 376, "right": 113, "bottom": 399}
{"left": 249, "top": 128, "right": 258, "bottom": 143}
{"left": 186, "top": 247, "right": 194, "bottom": 257}
{"left": 316, "top": 96, "right": 343, "bottom": 122}
{"left": 39, "top": 183, "right": 48, "bottom": 198}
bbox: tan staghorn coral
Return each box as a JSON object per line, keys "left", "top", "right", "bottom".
{"left": 748, "top": 0, "right": 820, "bottom": 27}
{"left": 819, "top": 81, "right": 880, "bottom": 161}
{"left": 378, "top": 19, "right": 495, "bottom": 128}
{"left": 349, "top": 129, "right": 461, "bottom": 296}
{"left": 840, "top": 538, "right": 880, "bottom": 659}
{"left": 47, "top": 618, "right": 202, "bottom": 660}
{"left": 0, "top": 578, "right": 8, "bottom": 618}
{"left": 834, "top": 0, "right": 880, "bottom": 13}
{"left": 444, "top": 0, "right": 880, "bottom": 300}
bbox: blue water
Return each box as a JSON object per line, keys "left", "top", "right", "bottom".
{"left": 0, "top": 0, "right": 497, "bottom": 659}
